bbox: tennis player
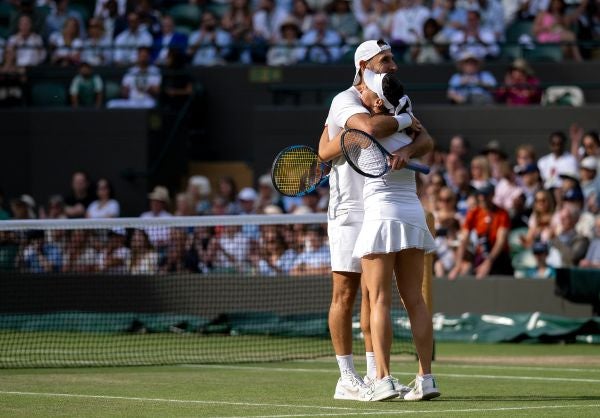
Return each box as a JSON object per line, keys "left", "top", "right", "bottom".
{"left": 352, "top": 69, "right": 440, "bottom": 401}
{"left": 318, "top": 39, "right": 432, "bottom": 401}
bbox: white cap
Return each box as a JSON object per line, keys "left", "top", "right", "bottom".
{"left": 238, "top": 187, "right": 258, "bottom": 201}
{"left": 188, "top": 175, "right": 211, "bottom": 196}
{"left": 581, "top": 156, "right": 598, "bottom": 171}
{"left": 352, "top": 39, "right": 391, "bottom": 86}
{"left": 362, "top": 69, "right": 395, "bottom": 111}
{"left": 263, "top": 204, "right": 283, "bottom": 215}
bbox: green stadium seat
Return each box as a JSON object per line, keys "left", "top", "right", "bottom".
{"left": 31, "top": 82, "right": 68, "bottom": 107}
{"left": 0, "top": 2, "right": 14, "bottom": 28}
{"left": 500, "top": 44, "right": 523, "bottom": 61}
{"left": 104, "top": 80, "right": 121, "bottom": 101}
{"left": 505, "top": 21, "right": 533, "bottom": 43}
{"left": 524, "top": 44, "right": 563, "bottom": 62}
{"left": 168, "top": 4, "right": 201, "bottom": 29}
{"left": 175, "top": 25, "right": 193, "bottom": 36}
{"left": 69, "top": 4, "right": 91, "bottom": 24}
{"left": 206, "top": 2, "right": 229, "bottom": 19}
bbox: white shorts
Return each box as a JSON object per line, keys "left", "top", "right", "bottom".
{"left": 328, "top": 211, "right": 363, "bottom": 273}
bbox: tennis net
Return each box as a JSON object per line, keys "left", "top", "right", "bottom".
{"left": 0, "top": 214, "right": 415, "bottom": 368}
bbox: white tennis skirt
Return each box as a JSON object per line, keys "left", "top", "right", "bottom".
{"left": 353, "top": 219, "right": 436, "bottom": 258}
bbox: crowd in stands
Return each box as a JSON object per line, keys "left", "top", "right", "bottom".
{"left": 2, "top": 122, "right": 600, "bottom": 278}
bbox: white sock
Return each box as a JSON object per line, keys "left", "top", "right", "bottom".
{"left": 421, "top": 374, "right": 433, "bottom": 380}
{"left": 336, "top": 354, "right": 356, "bottom": 377}
{"left": 365, "top": 352, "right": 377, "bottom": 379}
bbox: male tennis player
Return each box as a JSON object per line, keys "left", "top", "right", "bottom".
{"left": 318, "top": 39, "right": 434, "bottom": 401}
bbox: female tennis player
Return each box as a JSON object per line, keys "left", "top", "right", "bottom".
{"left": 352, "top": 69, "right": 440, "bottom": 401}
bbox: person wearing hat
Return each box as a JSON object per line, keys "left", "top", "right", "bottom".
{"left": 447, "top": 50, "right": 497, "bottom": 105}
{"left": 315, "top": 39, "right": 434, "bottom": 402}
{"left": 537, "top": 131, "right": 578, "bottom": 191}
{"left": 266, "top": 17, "right": 304, "bottom": 66}
{"left": 514, "top": 163, "right": 542, "bottom": 209}
{"left": 187, "top": 175, "right": 212, "bottom": 215}
{"left": 579, "top": 156, "right": 600, "bottom": 211}
{"left": 495, "top": 58, "right": 541, "bottom": 106}
{"left": 449, "top": 182, "right": 513, "bottom": 279}
{"left": 140, "top": 185, "right": 173, "bottom": 249}
{"left": 520, "top": 241, "right": 556, "bottom": 279}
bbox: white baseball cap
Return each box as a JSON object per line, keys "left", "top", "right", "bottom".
{"left": 238, "top": 187, "right": 258, "bottom": 201}
{"left": 352, "top": 39, "right": 391, "bottom": 86}
{"left": 362, "top": 69, "right": 395, "bottom": 111}
{"left": 581, "top": 156, "right": 598, "bottom": 171}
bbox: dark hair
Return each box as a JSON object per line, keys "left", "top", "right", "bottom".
{"left": 381, "top": 73, "right": 404, "bottom": 109}
{"left": 549, "top": 131, "right": 567, "bottom": 145}
{"left": 97, "top": 178, "right": 115, "bottom": 199}
{"left": 584, "top": 130, "right": 600, "bottom": 146}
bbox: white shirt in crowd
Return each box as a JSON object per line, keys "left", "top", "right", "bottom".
{"left": 390, "top": 4, "right": 431, "bottom": 44}
{"left": 87, "top": 199, "right": 120, "bottom": 218}
{"left": 113, "top": 29, "right": 153, "bottom": 65}
{"left": 449, "top": 29, "right": 500, "bottom": 61}
{"left": 94, "top": 0, "right": 128, "bottom": 17}
{"left": 107, "top": 65, "right": 161, "bottom": 109}
{"left": 140, "top": 210, "right": 172, "bottom": 247}
{"left": 188, "top": 29, "right": 232, "bottom": 66}
{"left": 48, "top": 32, "right": 83, "bottom": 62}
{"left": 81, "top": 35, "right": 113, "bottom": 65}
{"left": 538, "top": 152, "right": 578, "bottom": 189}
{"left": 7, "top": 33, "right": 46, "bottom": 66}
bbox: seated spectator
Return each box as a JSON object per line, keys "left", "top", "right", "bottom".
{"left": 220, "top": 0, "right": 253, "bottom": 50}
{"left": 390, "top": 0, "right": 431, "bottom": 54}
{"left": 10, "top": 195, "right": 36, "bottom": 219}
{"left": 289, "top": 225, "right": 330, "bottom": 276}
{"left": 288, "top": 0, "right": 315, "bottom": 34}
{"left": 0, "top": 46, "right": 27, "bottom": 108}
{"left": 538, "top": 131, "right": 578, "bottom": 190}
{"left": 129, "top": 229, "right": 158, "bottom": 274}
{"left": 493, "top": 160, "right": 523, "bottom": 212}
{"left": 62, "top": 229, "right": 97, "bottom": 273}
{"left": 174, "top": 192, "right": 196, "bottom": 216}
{"left": 160, "top": 49, "right": 193, "bottom": 110}
{"left": 450, "top": 166, "right": 474, "bottom": 218}
{"left": 327, "top": 0, "right": 361, "bottom": 45}
{"left": 570, "top": 125, "right": 600, "bottom": 163}
{"left": 20, "top": 230, "right": 63, "bottom": 273}
{"left": 579, "top": 215, "right": 600, "bottom": 268}
{"left": 449, "top": 8, "right": 499, "bottom": 61}
{"left": 515, "top": 163, "right": 542, "bottom": 210}
{"left": 154, "top": 15, "right": 188, "bottom": 65}
{"left": 97, "top": 228, "right": 130, "bottom": 273}
{"left": 432, "top": 0, "right": 467, "bottom": 42}
{"left": 39, "top": 194, "right": 67, "bottom": 219}
{"left": 434, "top": 217, "right": 462, "bottom": 278}
{"left": 140, "top": 185, "right": 173, "bottom": 248}
{"left": 255, "top": 173, "right": 283, "bottom": 213}
{"left": 434, "top": 186, "right": 459, "bottom": 229}
{"left": 49, "top": 16, "right": 83, "bottom": 66}
{"left": 481, "top": 139, "right": 508, "bottom": 182}
{"left": 510, "top": 192, "right": 530, "bottom": 229}
{"left": 495, "top": 59, "right": 542, "bottom": 106}
{"left": 69, "top": 61, "right": 104, "bottom": 108}
{"left": 87, "top": 178, "right": 120, "bottom": 218}
{"left": 299, "top": 12, "right": 342, "bottom": 63}
{"left": 81, "top": 18, "right": 112, "bottom": 66}
{"left": 515, "top": 144, "right": 538, "bottom": 173}
{"left": 207, "top": 224, "right": 253, "bottom": 273}
{"left": 159, "top": 228, "right": 195, "bottom": 273}
{"left": 134, "top": 0, "right": 161, "bottom": 38}
{"left": 64, "top": 171, "right": 94, "bottom": 218}
{"left": 469, "top": 155, "right": 492, "bottom": 189}
{"left": 518, "top": 240, "right": 556, "bottom": 278}
{"left": 187, "top": 175, "right": 212, "bottom": 215}
{"left": 94, "top": 0, "right": 127, "bottom": 19}
{"left": 189, "top": 226, "right": 215, "bottom": 273}
{"left": 521, "top": 188, "right": 555, "bottom": 247}
{"left": 250, "top": 228, "right": 297, "bottom": 276}
{"left": 410, "top": 17, "right": 447, "bottom": 64}
{"left": 580, "top": 156, "right": 600, "bottom": 211}
{"left": 358, "top": 0, "right": 392, "bottom": 41}
{"left": 46, "top": 0, "right": 85, "bottom": 37}
{"left": 7, "top": 15, "right": 46, "bottom": 67}
{"left": 477, "top": 0, "right": 506, "bottom": 41}
{"left": 8, "top": 0, "right": 47, "bottom": 36}
{"left": 215, "top": 176, "right": 241, "bottom": 214}
{"left": 449, "top": 183, "right": 513, "bottom": 279}
{"left": 266, "top": 18, "right": 305, "bottom": 66}
{"left": 447, "top": 52, "right": 496, "bottom": 105}
{"left": 107, "top": 47, "right": 161, "bottom": 109}
{"left": 550, "top": 206, "right": 589, "bottom": 266}
{"left": 113, "top": 12, "right": 153, "bottom": 66}
{"left": 99, "top": 0, "right": 126, "bottom": 40}
{"left": 252, "top": 0, "right": 289, "bottom": 44}
{"left": 188, "top": 11, "right": 233, "bottom": 66}
{"left": 533, "top": 0, "right": 584, "bottom": 61}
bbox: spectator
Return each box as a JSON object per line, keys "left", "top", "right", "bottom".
{"left": 238, "top": 187, "right": 260, "bottom": 238}
{"left": 476, "top": 0, "right": 506, "bottom": 40}
{"left": 45, "top": 0, "right": 85, "bottom": 37}
{"left": 515, "top": 163, "right": 542, "bottom": 210}
{"left": 187, "top": 175, "right": 212, "bottom": 215}
{"left": 94, "top": 0, "right": 127, "bottom": 19}
{"left": 447, "top": 51, "right": 496, "bottom": 105}
{"left": 580, "top": 156, "right": 600, "bottom": 210}
{"left": 432, "top": 0, "right": 467, "bottom": 42}
{"left": 20, "top": 230, "right": 63, "bottom": 273}
{"left": 107, "top": 46, "right": 161, "bottom": 109}
{"left": 451, "top": 166, "right": 474, "bottom": 218}
{"left": 358, "top": 0, "right": 392, "bottom": 41}
{"left": 129, "top": 229, "right": 158, "bottom": 274}
{"left": 174, "top": 192, "right": 196, "bottom": 216}
{"left": 410, "top": 17, "right": 447, "bottom": 64}
{"left": 266, "top": 18, "right": 305, "bottom": 65}
{"left": 10, "top": 195, "right": 36, "bottom": 219}
{"left": 220, "top": 0, "right": 254, "bottom": 48}
{"left": 215, "top": 176, "right": 240, "bottom": 214}
{"left": 49, "top": 16, "right": 83, "bottom": 66}
{"left": 570, "top": 124, "right": 600, "bottom": 162}
{"left": 533, "top": 0, "right": 584, "bottom": 61}
{"left": 538, "top": 131, "right": 578, "bottom": 190}
{"left": 252, "top": 0, "right": 289, "bottom": 43}
{"left": 469, "top": 155, "right": 492, "bottom": 189}
{"left": 448, "top": 134, "right": 470, "bottom": 168}
{"left": 255, "top": 173, "right": 283, "bottom": 213}
{"left": 154, "top": 15, "right": 188, "bottom": 65}
{"left": 449, "top": 183, "right": 513, "bottom": 279}
{"left": 188, "top": 11, "right": 233, "bottom": 65}
{"left": 39, "top": 194, "right": 67, "bottom": 219}
{"left": 7, "top": 15, "right": 46, "bottom": 67}
{"left": 493, "top": 160, "right": 523, "bottom": 212}
{"left": 434, "top": 217, "right": 462, "bottom": 278}
{"left": 579, "top": 215, "right": 600, "bottom": 268}
{"left": 208, "top": 224, "right": 252, "bottom": 273}
{"left": 514, "top": 144, "right": 538, "bottom": 176}
{"left": 434, "top": 186, "right": 459, "bottom": 228}
{"left": 97, "top": 228, "right": 130, "bottom": 273}
{"left": 99, "top": 0, "right": 126, "bottom": 40}
{"left": 327, "top": 0, "right": 361, "bottom": 45}
{"left": 80, "top": 18, "right": 112, "bottom": 66}
{"left": 113, "top": 12, "right": 153, "bottom": 66}
{"left": 288, "top": 0, "right": 315, "bottom": 34}
{"left": 62, "top": 229, "right": 97, "bottom": 273}
{"left": 69, "top": 61, "right": 104, "bottom": 108}
{"left": 289, "top": 224, "right": 330, "bottom": 276}
{"left": 250, "top": 227, "right": 297, "bottom": 276}
{"left": 390, "top": 0, "right": 431, "bottom": 55}
{"left": 8, "top": 0, "right": 47, "bottom": 36}
{"left": 64, "top": 171, "right": 94, "bottom": 218}
{"left": 449, "top": 9, "right": 499, "bottom": 61}
{"left": 510, "top": 192, "right": 530, "bottom": 229}
{"left": 518, "top": 240, "right": 556, "bottom": 278}
{"left": 521, "top": 188, "right": 555, "bottom": 247}
{"left": 160, "top": 48, "right": 193, "bottom": 110}
{"left": 577, "top": 0, "right": 600, "bottom": 59}
{"left": 87, "top": 178, "right": 120, "bottom": 218}
{"left": 550, "top": 206, "right": 589, "bottom": 266}
{"left": 0, "top": 45, "right": 27, "bottom": 108}
{"left": 189, "top": 226, "right": 215, "bottom": 273}
{"left": 299, "top": 12, "right": 342, "bottom": 63}
{"left": 140, "top": 185, "right": 173, "bottom": 250}
{"left": 134, "top": 0, "right": 161, "bottom": 38}
{"left": 159, "top": 228, "right": 195, "bottom": 273}
{"left": 481, "top": 139, "right": 507, "bottom": 182}
{"left": 495, "top": 58, "right": 542, "bottom": 106}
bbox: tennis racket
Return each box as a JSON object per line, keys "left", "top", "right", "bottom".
{"left": 271, "top": 145, "right": 330, "bottom": 197}
{"left": 340, "top": 128, "right": 430, "bottom": 178}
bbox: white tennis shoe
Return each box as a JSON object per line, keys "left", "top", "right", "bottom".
{"left": 364, "top": 375, "right": 410, "bottom": 398}
{"left": 403, "top": 375, "right": 441, "bottom": 401}
{"left": 359, "top": 376, "right": 398, "bottom": 402}
{"left": 333, "top": 371, "right": 367, "bottom": 401}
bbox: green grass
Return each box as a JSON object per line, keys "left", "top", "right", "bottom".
{"left": 1, "top": 342, "right": 599, "bottom": 417}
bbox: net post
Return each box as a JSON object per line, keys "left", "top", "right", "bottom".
{"left": 422, "top": 211, "right": 435, "bottom": 360}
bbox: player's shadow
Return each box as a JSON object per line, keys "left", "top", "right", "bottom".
{"left": 437, "top": 395, "right": 600, "bottom": 402}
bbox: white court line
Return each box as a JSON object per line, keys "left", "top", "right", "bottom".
{"left": 437, "top": 363, "right": 600, "bottom": 373}
{"left": 181, "top": 364, "right": 600, "bottom": 383}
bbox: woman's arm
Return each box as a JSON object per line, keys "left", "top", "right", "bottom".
{"left": 317, "top": 125, "right": 343, "bottom": 161}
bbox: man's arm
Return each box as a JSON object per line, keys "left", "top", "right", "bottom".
{"left": 389, "top": 126, "right": 434, "bottom": 170}
{"left": 346, "top": 113, "right": 406, "bottom": 139}
{"left": 317, "top": 125, "right": 342, "bottom": 162}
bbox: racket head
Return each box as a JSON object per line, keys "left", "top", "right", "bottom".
{"left": 271, "top": 145, "right": 328, "bottom": 197}
{"left": 340, "top": 128, "right": 390, "bottom": 178}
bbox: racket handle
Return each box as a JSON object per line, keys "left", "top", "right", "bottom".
{"left": 406, "top": 162, "right": 430, "bottom": 175}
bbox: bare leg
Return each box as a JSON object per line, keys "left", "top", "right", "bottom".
{"left": 394, "top": 248, "right": 433, "bottom": 376}
{"left": 329, "top": 271, "right": 361, "bottom": 355}
{"left": 360, "top": 280, "right": 372, "bottom": 353}
{"left": 362, "top": 253, "right": 395, "bottom": 379}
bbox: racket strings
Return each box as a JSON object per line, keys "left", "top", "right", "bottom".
{"left": 272, "top": 147, "right": 324, "bottom": 196}
{"left": 343, "top": 131, "right": 389, "bottom": 177}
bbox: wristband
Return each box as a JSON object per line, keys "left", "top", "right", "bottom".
{"left": 393, "top": 114, "right": 412, "bottom": 131}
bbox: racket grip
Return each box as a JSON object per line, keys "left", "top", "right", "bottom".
{"left": 407, "top": 162, "right": 430, "bottom": 175}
